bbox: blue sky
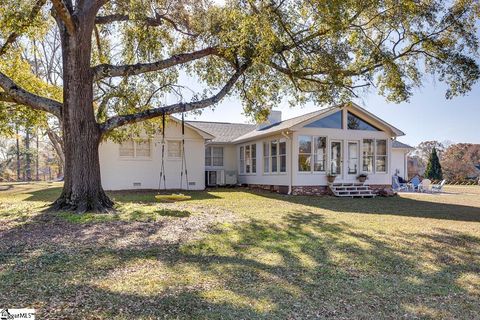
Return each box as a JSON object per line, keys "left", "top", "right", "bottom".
{"left": 184, "top": 77, "right": 480, "bottom": 147}
{"left": 182, "top": 1, "right": 480, "bottom": 148}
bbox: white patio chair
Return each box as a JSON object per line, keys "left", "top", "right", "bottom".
{"left": 419, "top": 179, "right": 431, "bottom": 193}
{"left": 431, "top": 179, "right": 446, "bottom": 193}
{"left": 392, "top": 175, "right": 408, "bottom": 192}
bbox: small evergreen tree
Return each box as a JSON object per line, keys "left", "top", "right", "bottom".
{"left": 425, "top": 147, "right": 443, "bottom": 180}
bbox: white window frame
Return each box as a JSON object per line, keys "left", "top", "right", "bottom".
{"left": 264, "top": 139, "right": 287, "bottom": 174}
{"left": 119, "top": 139, "right": 152, "bottom": 160}
{"left": 205, "top": 146, "right": 224, "bottom": 167}
{"left": 375, "top": 139, "right": 388, "bottom": 173}
{"left": 239, "top": 143, "right": 256, "bottom": 175}
{"left": 362, "top": 138, "right": 388, "bottom": 174}
{"left": 167, "top": 140, "right": 182, "bottom": 159}
{"left": 298, "top": 135, "right": 327, "bottom": 174}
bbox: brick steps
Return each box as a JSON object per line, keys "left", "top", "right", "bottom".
{"left": 329, "top": 183, "right": 376, "bottom": 198}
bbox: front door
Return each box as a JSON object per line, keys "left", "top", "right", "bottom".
{"left": 347, "top": 141, "right": 360, "bottom": 181}
{"left": 330, "top": 140, "right": 343, "bottom": 179}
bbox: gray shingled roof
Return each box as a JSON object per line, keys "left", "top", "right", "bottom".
{"left": 186, "top": 121, "right": 256, "bottom": 143}
{"left": 392, "top": 140, "right": 413, "bottom": 149}
{"left": 232, "top": 107, "right": 337, "bottom": 143}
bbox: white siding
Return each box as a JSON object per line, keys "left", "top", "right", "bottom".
{"left": 237, "top": 135, "right": 291, "bottom": 186}
{"left": 391, "top": 149, "right": 408, "bottom": 180}
{"left": 99, "top": 121, "right": 206, "bottom": 190}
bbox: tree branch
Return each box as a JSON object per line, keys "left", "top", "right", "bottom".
{"left": 92, "top": 47, "right": 217, "bottom": 80}
{"left": 0, "top": 0, "right": 47, "bottom": 56}
{"left": 51, "top": 0, "right": 76, "bottom": 34}
{"left": 95, "top": 13, "right": 197, "bottom": 36}
{"left": 0, "top": 72, "right": 62, "bottom": 118}
{"left": 99, "top": 62, "right": 250, "bottom": 133}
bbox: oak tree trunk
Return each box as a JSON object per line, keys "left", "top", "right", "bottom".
{"left": 51, "top": 15, "right": 113, "bottom": 213}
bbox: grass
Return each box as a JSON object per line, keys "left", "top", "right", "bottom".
{"left": 0, "top": 182, "right": 479, "bottom": 319}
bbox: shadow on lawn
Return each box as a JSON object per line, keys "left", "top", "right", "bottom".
{"left": 23, "top": 187, "right": 222, "bottom": 204}
{"left": 0, "top": 208, "right": 479, "bottom": 319}
{"left": 246, "top": 189, "right": 480, "bottom": 222}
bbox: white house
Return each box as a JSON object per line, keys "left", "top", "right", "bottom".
{"left": 99, "top": 102, "right": 412, "bottom": 195}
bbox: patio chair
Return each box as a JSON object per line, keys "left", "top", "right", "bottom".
{"left": 431, "top": 179, "right": 446, "bottom": 193}
{"left": 410, "top": 176, "right": 421, "bottom": 192}
{"left": 419, "top": 179, "right": 431, "bottom": 193}
{"left": 392, "top": 175, "right": 408, "bottom": 192}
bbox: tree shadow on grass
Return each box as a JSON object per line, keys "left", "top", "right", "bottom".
{"left": 248, "top": 189, "right": 480, "bottom": 222}
{"left": 22, "top": 188, "right": 222, "bottom": 205}
{"left": 0, "top": 208, "right": 479, "bottom": 319}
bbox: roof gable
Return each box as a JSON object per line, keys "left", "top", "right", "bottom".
{"left": 194, "top": 102, "right": 405, "bottom": 144}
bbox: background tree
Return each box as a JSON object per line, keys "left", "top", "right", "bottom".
{"left": 424, "top": 147, "right": 443, "bottom": 180}
{"left": 1, "top": 0, "right": 479, "bottom": 212}
{"left": 442, "top": 143, "right": 480, "bottom": 182}
{"left": 410, "top": 140, "right": 445, "bottom": 173}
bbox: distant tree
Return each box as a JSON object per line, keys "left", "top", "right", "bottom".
{"left": 424, "top": 147, "right": 443, "bottom": 180}
{"left": 412, "top": 141, "right": 445, "bottom": 166}
{"left": 442, "top": 144, "right": 480, "bottom": 181}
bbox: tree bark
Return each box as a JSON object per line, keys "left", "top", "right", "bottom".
{"left": 46, "top": 127, "right": 65, "bottom": 174}
{"left": 51, "top": 14, "right": 113, "bottom": 213}
{"left": 25, "top": 127, "right": 31, "bottom": 181}
{"left": 15, "top": 125, "right": 21, "bottom": 181}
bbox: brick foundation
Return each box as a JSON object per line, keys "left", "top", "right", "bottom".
{"left": 247, "top": 184, "right": 392, "bottom": 196}
{"left": 291, "top": 186, "right": 331, "bottom": 196}
{"left": 247, "top": 184, "right": 290, "bottom": 194}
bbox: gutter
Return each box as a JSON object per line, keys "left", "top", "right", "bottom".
{"left": 281, "top": 131, "right": 293, "bottom": 195}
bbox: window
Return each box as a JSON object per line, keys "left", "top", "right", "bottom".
{"left": 205, "top": 146, "right": 224, "bottom": 167}
{"left": 347, "top": 112, "right": 380, "bottom": 131}
{"left": 298, "top": 136, "right": 312, "bottom": 171}
{"left": 362, "top": 139, "right": 388, "bottom": 173}
{"left": 313, "top": 137, "right": 327, "bottom": 172}
{"left": 240, "top": 146, "right": 245, "bottom": 174}
{"left": 376, "top": 140, "right": 387, "bottom": 172}
{"left": 279, "top": 141, "right": 287, "bottom": 172}
{"left": 298, "top": 136, "right": 326, "bottom": 172}
{"left": 264, "top": 140, "right": 287, "bottom": 173}
{"left": 304, "top": 111, "right": 343, "bottom": 129}
{"left": 119, "top": 139, "right": 151, "bottom": 158}
{"left": 167, "top": 141, "right": 181, "bottom": 158}
{"left": 271, "top": 141, "right": 278, "bottom": 172}
{"left": 119, "top": 140, "right": 135, "bottom": 157}
{"left": 263, "top": 142, "right": 269, "bottom": 173}
{"left": 362, "top": 139, "right": 374, "bottom": 172}
{"left": 136, "top": 140, "right": 151, "bottom": 157}
{"left": 240, "top": 143, "right": 256, "bottom": 174}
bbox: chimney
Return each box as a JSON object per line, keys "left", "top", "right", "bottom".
{"left": 257, "top": 110, "right": 282, "bottom": 129}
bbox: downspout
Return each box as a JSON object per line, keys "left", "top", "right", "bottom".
{"left": 281, "top": 131, "right": 293, "bottom": 195}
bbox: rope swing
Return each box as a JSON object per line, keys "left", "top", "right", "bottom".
{"left": 158, "top": 110, "right": 167, "bottom": 190}
{"left": 180, "top": 106, "right": 189, "bottom": 190}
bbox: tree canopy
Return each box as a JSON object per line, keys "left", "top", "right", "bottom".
{"left": 1, "top": 0, "right": 479, "bottom": 128}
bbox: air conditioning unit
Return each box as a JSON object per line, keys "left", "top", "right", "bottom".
{"left": 225, "top": 170, "right": 237, "bottom": 185}
{"left": 206, "top": 170, "right": 225, "bottom": 186}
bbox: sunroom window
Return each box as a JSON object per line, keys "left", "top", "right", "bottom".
{"left": 348, "top": 112, "right": 380, "bottom": 131}
{"left": 240, "top": 144, "right": 256, "bottom": 174}
{"left": 264, "top": 140, "right": 286, "bottom": 173}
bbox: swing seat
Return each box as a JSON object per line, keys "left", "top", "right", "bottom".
{"left": 155, "top": 194, "right": 192, "bottom": 203}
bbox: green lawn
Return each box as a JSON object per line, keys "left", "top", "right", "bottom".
{"left": 1, "top": 182, "right": 479, "bottom": 319}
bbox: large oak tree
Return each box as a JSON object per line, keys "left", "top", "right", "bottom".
{"left": 0, "top": 0, "right": 479, "bottom": 212}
